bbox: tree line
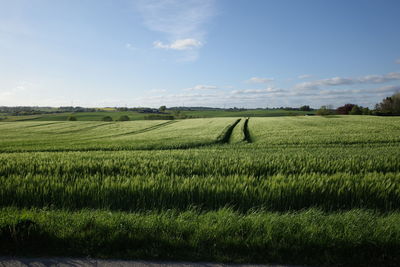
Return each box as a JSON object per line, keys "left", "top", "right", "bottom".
{"left": 316, "top": 92, "right": 400, "bottom": 116}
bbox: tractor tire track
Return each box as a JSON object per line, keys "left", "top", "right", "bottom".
{"left": 97, "top": 120, "right": 178, "bottom": 139}
{"left": 243, "top": 117, "right": 252, "bottom": 143}
{"left": 216, "top": 119, "right": 241, "bottom": 144}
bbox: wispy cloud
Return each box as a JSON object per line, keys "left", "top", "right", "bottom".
{"left": 149, "top": 89, "right": 167, "bottom": 93}
{"left": 246, "top": 77, "right": 274, "bottom": 84}
{"left": 301, "top": 85, "right": 400, "bottom": 97}
{"left": 153, "top": 38, "right": 202, "bottom": 50}
{"left": 295, "top": 72, "right": 400, "bottom": 91}
{"left": 184, "top": 84, "right": 217, "bottom": 91}
{"left": 298, "top": 74, "right": 312, "bottom": 79}
{"left": 134, "top": 0, "right": 215, "bottom": 60}
{"left": 396, "top": 59, "right": 400, "bottom": 64}
{"left": 125, "top": 43, "right": 136, "bottom": 50}
{"left": 232, "top": 87, "right": 285, "bottom": 94}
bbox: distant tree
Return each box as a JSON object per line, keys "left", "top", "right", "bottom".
{"left": 118, "top": 115, "right": 130, "bottom": 121}
{"left": 67, "top": 115, "right": 77, "bottom": 121}
{"left": 362, "top": 107, "right": 371, "bottom": 115}
{"left": 299, "top": 105, "right": 311, "bottom": 111}
{"left": 336, "top": 104, "right": 355, "bottom": 115}
{"left": 102, "top": 116, "right": 113, "bottom": 121}
{"left": 316, "top": 106, "right": 333, "bottom": 116}
{"left": 159, "top": 105, "right": 167, "bottom": 112}
{"left": 375, "top": 92, "right": 400, "bottom": 115}
{"left": 349, "top": 105, "right": 362, "bottom": 115}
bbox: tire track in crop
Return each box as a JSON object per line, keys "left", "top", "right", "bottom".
{"left": 98, "top": 120, "right": 178, "bottom": 139}
{"left": 217, "top": 119, "right": 241, "bottom": 144}
{"left": 243, "top": 118, "right": 252, "bottom": 143}
{"left": 24, "top": 122, "right": 66, "bottom": 128}
{"left": 56, "top": 122, "right": 117, "bottom": 134}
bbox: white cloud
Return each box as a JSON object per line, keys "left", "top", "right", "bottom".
{"left": 184, "top": 84, "right": 217, "bottom": 91}
{"left": 295, "top": 72, "right": 400, "bottom": 91}
{"left": 134, "top": 0, "right": 215, "bottom": 60}
{"left": 149, "top": 89, "right": 167, "bottom": 93}
{"left": 246, "top": 77, "right": 274, "bottom": 84}
{"left": 298, "top": 74, "right": 312, "bottom": 79}
{"left": 368, "top": 85, "right": 400, "bottom": 93}
{"left": 395, "top": 59, "right": 400, "bottom": 64}
{"left": 307, "top": 85, "right": 400, "bottom": 97}
{"left": 232, "top": 87, "right": 285, "bottom": 94}
{"left": 153, "top": 38, "right": 202, "bottom": 50}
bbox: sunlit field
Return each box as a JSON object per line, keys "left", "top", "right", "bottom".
{"left": 1, "top": 116, "right": 400, "bottom": 266}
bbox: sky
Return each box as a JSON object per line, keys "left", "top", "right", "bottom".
{"left": 1, "top": 0, "right": 400, "bottom": 108}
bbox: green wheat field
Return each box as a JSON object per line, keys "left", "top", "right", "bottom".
{"left": 1, "top": 116, "right": 400, "bottom": 266}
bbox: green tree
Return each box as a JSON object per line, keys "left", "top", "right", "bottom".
{"left": 159, "top": 106, "right": 166, "bottom": 112}
{"left": 67, "top": 115, "right": 77, "bottom": 121}
{"left": 118, "top": 115, "right": 130, "bottom": 121}
{"left": 102, "top": 116, "right": 113, "bottom": 121}
{"left": 299, "top": 105, "right": 311, "bottom": 111}
{"left": 316, "top": 106, "right": 333, "bottom": 116}
{"left": 349, "top": 105, "right": 362, "bottom": 115}
{"left": 375, "top": 92, "right": 400, "bottom": 115}
{"left": 362, "top": 107, "right": 370, "bottom": 115}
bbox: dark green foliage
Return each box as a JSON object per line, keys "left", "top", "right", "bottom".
{"left": 144, "top": 114, "right": 174, "bottom": 120}
{"left": 316, "top": 106, "right": 334, "bottom": 115}
{"left": 299, "top": 105, "right": 311, "bottom": 111}
{"left": 67, "top": 115, "right": 77, "bottom": 121}
{"left": 362, "top": 107, "right": 371, "bottom": 115}
{"left": 349, "top": 105, "right": 362, "bottom": 115}
{"left": 118, "top": 115, "right": 130, "bottom": 121}
{"left": 101, "top": 116, "right": 113, "bottom": 121}
{"left": 375, "top": 92, "right": 400, "bottom": 115}
{"left": 336, "top": 104, "right": 356, "bottom": 115}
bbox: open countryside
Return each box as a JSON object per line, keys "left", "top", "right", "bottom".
{"left": 1, "top": 0, "right": 400, "bottom": 266}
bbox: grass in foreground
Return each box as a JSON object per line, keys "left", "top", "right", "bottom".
{"left": 1, "top": 208, "right": 399, "bottom": 266}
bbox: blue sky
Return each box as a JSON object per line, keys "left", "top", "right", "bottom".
{"left": 1, "top": 0, "right": 400, "bottom": 108}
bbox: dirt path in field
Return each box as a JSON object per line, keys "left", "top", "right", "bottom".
{"left": 0, "top": 257, "right": 303, "bottom": 267}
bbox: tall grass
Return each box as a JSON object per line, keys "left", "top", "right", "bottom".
{"left": 0, "top": 116, "right": 400, "bottom": 264}
{"left": 0, "top": 172, "right": 398, "bottom": 211}
{"left": 1, "top": 208, "right": 400, "bottom": 266}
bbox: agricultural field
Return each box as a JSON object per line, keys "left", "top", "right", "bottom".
{"left": 1, "top": 116, "right": 400, "bottom": 266}
{"left": 0, "top": 109, "right": 315, "bottom": 122}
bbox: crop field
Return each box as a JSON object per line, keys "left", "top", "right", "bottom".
{"left": 0, "top": 109, "right": 316, "bottom": 122}
{"left": 1, "top": 116, "right": 400, "bottom": 266}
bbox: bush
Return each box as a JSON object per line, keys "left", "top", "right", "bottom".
{"left": 144, "top": 115, "right": 174, "bottom": 120}
{"left": 299, "top": 105, "right": 311, "bottom": 111}
{"left": 316, "top": 106, "right": 333, "bottom": 116}
{"left": 118, "top": 115, "right": 130, "bottom": 121}
{"left": 362, "top": 107, "right": 371, "bottom": 115}
{"left": 336, "top": 104, "right": 356, "bottom": 115}
{"left": 349, "top": 105, "right": 362, "bottom": 115}
{"left": 67, "top": 116, "right": 77, "bottom": 121}
{"left": 102, "top": 116, "right": 113, "bottom": 121}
